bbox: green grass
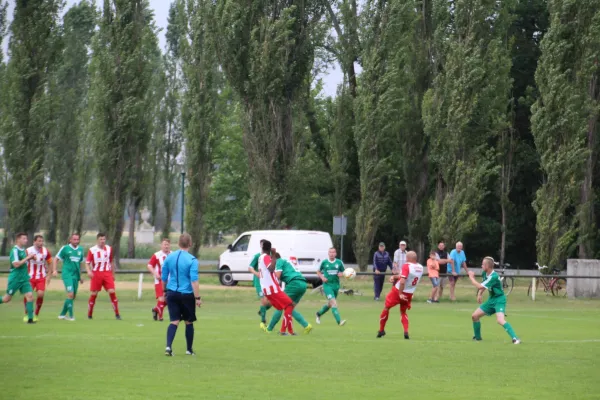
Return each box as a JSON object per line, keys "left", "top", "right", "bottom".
{"left": 1, "top": 282, "right": 599, "bottom": 400}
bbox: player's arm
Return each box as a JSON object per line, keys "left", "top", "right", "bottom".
{"left": 267, "top": 256, "right": 276, "bottom": 273}
{"left": 85, "top": 250, "right": 94, "bottom": 278}
{"left": 161, "top": 258, "right": 170, "bottom": 292}
{"left": 190, "top": 258, "right": 201, "bottom": 307}
{"left": 317, "top": 261, "right": 327, "bottom": 282}
{"left": 467, "top": 270, "right": 486, "bottom": 289}
{"left": 147, "top": 254, "right": 159, "bottom": 279}
{"left": 248, "top": 255, "right": 260, "bottom": 278}
{"left": 461, "top": 256, "right": 469, "bottom": 273}
{"left": 11, "top": 249, "right": 35, "bottom": 268}
{"left": 53, "top": 248, "right": 62, "bottom": 277}
{"left": 79, "top": 262, "right": 85, "bottom": 283}
{"left": 337, "top": 261, "right": 344, "bottom": 278}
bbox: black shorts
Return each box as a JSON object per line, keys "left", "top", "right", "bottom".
{"left": 166, "top": 291, "right": 197, "bottom": 323}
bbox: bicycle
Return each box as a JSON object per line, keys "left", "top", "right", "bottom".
{"left": 495, "top": 262, "right": 514, "bottom": 296}
{"left": 527, "top": 263, "right": 567, "bottom": 297}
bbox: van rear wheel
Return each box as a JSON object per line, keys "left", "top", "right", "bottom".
{"left": 311, "top": 280, "right": 322, "bottom": 289}
{"left": 219, "top": 267, "right": 237, "bottom": 286}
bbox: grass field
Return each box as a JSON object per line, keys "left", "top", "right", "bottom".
{"left": 1, "top": 278, "right": 599, "bottom": 400}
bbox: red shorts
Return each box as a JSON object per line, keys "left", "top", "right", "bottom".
{"left": 266, "top": 291, "right": 293, "bottom": 311}
{"left": 154, "top": 282, "right": 164, "bottom": 299}
{"left": 90, "top": 272, "right": 115, "bottom": 292}
{"left": 385, "top": 287, "right": 413, "bottom": 312}
{"left": 30, "top": 278, "right": 46, "bottom": 292}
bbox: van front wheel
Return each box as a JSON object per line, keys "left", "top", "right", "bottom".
{"left": 219, "top": 267, "right": 237, "bottom": 286}
{"left": 311, "top": 279, "right": 322, "bottom": 289}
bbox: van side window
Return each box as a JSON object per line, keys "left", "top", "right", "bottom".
{"left": 232, "top": 235, "right": 251, "bottom": 252}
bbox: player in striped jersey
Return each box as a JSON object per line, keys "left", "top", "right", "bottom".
{"left": 85, "top": 233, "right": 121, "bottom": 320}
{"left": 377, "top": 251, "right": 424, "bottom": 340}
{"left": 147, "top": 238, "right": 171, "bottom": 321}
{"left": 22, "top": 235, "right": 52, "bottom": 322}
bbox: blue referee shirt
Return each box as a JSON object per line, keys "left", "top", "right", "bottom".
{"left": 161, "top": 250, "right": 199, "bottom": 294}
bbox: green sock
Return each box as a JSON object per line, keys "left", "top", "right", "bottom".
{"left": 259, "top": 306, "right": 267, "bottom": 322}
{"left": 292, "top": 310, "right": 308, "bottom": 328}
{"left": 26, "top": 301, "right": 34, "bottom": 320}
{"left": 318, "top": 305, "right": 330, "bottom": 316}
{"left": 331, "top": 307, "right": 341, "bottom": 324}
{"left": 503, "top": 322, "right": 517, "bottom": 339}
{"left": 0, "top": 297, "right": 3, "bottom": 304}
{"left": 67, "top": 299, "right": 74, "bottom": 318}
{"left": 473, "top": 321, "right": 482, "bottom": 339}
{"left": 265, "top": 304, "right": 272, "bottom": 311}
{"left": 268, "top": 310, "right": 282, "bottom": 331}
{"left": 60, "top": 299, "right": 69, "bottom": 316}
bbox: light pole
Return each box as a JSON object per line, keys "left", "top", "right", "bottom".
{"left": 180, "top": 169, "right": 186, "bottom": 234}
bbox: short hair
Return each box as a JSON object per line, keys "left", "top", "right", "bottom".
{"left": 262, "top": 240, "right": 272, "bottom": 253}
{"left": 97, "top": 232, "right": 106, "bottom": 239}
{"left": 274, "top": 252, "right": 281, "bottom": 259}
{"left": 33, "top": 235, "right": 44, "bottom": 242}
{"left": 71, "top": 233, "right": 81, "bottom": 239}
{"left": 260, "top": 239, "right": 265, "bottom": 245}
{"left": 15, "top": 232, "right": 27, "bottom": 240}
{"left": 161, "top": 238, "right": 171, "bottom": 244}
{"left": 430, "top": 249, "right": 437, "bottom": 255}
{"left": 438, "top": 239, "right": 445, "bottom": 244}
{"left": 483, "top": 257, "right": 495, "bottom": 268}
{"left": 329, "top": 247, "right": 336, "bottom": 251}
{"left": 179, "top": 233, "right": 192, "bottom": 248}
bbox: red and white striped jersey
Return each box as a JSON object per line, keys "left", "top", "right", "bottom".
{"left": 258, "top": 254, "right": 282, "bottom": 295}
{"left": 86, "top": 245, "right": 114, "bottom": 272}
{"left": 148, "top": 251, "right": 170, "bottom": 284}
{"left": 27, "top": 246, "right": 52, "bottom": 280}
{"left": 396, "top": 262, "right": 424, "bottom": 294}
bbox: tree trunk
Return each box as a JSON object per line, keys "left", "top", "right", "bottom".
{"left": 127, "top": 200, "right": 137, "bottom": 259}
{"left": 48, "top": 201, "right": 58, "bottom": 244}
{"left": 162, "top": 188, "right": 173, "bottom": 239}
{"left": 500, "top": 199, "right": 507, "bottom": 264}
{"left": 73, "top": 182, "right": 86, "bottom": 235}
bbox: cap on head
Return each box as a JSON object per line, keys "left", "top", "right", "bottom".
{"left": 379, "top": 242, "right": 385, "bottom": 247}
{"left": 400, "top": 241, "right": 407, "bottom": 246}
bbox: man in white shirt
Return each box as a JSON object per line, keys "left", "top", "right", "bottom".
{"left": 393, "top": 241, "right": 408, "bottom": 273}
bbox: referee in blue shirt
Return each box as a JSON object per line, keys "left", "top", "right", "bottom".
{"left": 161, "top": 233, "right": 202, "bottom": 356}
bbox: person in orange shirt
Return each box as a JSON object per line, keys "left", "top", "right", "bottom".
{"left": 427, "top": 250, "right": 440, "bottom": 303}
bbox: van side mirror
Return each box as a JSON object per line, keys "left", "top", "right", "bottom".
{"left": 227, "top": 244, "right": 232, "bottom": 250}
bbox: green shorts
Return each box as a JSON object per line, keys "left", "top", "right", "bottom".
{"left": 480, "top": 296, "right": 507, "bottom": 316}
{"left": 63, "top": 277, "right": 80, "bottom": 295}
{"left": 322, "top": 283, "right": 339, "bottom": 300}
{"left": 6, "top": 279, "right": 32, "bottom": 296}
{"left": 285, "top": 279, "right": 307, "bottom": 304}
{"left": 253, "top": 276, "right": 263, "bottom": 298}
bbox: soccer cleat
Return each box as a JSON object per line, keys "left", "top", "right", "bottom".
{"left": 512, "top": 338, "right": 521, "bottom": 345}
{"left": 339, "top": 320, "right": 347, "bottom": 326}
{"left": 65, "top": 316, "right": 75, "bottom": 321}
{"left": 27, "top": 319, "right": 36, "bottom": 324}
{"left": 33, "top": 315, "right": 39, "bottom": 322}
{"left": 88, "top": 316, "right": 93, "bottom": 320}
{"left": 260, "top": 322, "right": 268, "bottom": 333}
{"left": 427, "top": 299, "right": 433, "bottom": 304}
{"left": 152, "top": 308, "right": 158, "bottom": 321}
{"left": 159, "top": 318, "right": 164, "bottom": 322}
{"left": 374, "top": 297, "right": 380, "bottom": 301}
{"left": 278, "top": 332, "right": 289, "bottom": 336}
{"left": 473, "top": 336, "right": 482, "bottom": 341}
{"left": 304, "top": 324, "right": 313, "bottom": 335}
{"left": 315, "top": 312, "right": 321, "bottom": 325}
{"left": 165, "top": 347, "right": 173, "bottom": 356}
{"left": 58, "top": 315, "right": 66, "bottom": 320}
{"left": 290, "top": 333, "right": 298, "bottom": 336}
{"left": 186, "top": 350, "right": 196, "bottom": 356}
{"left": 23, "top": 315, "right": 28, "bottom": 322}
{"left": 404, "top": 332, "right": 410, "bottom": 340}
{"left": 115, "top": 315, "right": 122, "bottom": 320}
{"left": 376, "top": 330, "right": 386, "bottom": 338}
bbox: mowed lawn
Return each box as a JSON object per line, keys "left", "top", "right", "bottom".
{"left": 1, "top": 280, "right": 599, "bottom": 400}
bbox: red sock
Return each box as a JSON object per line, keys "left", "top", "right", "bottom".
{"left": 281, "top": 305, "right": 294, "bottom": 334}
{"left": 401, "top": 311, "right": 409, "bottom": 333}
{"left": 35, "top": 297, "right": 44, "bottom": 316}
{"left": 23, "top": 297, "right": 27, "bottom": 315}
{"left": 157, "top": 301, "right": 166, "bottom": 319}
{"left": 88, "top": 294, "right": 97, "bottom": 317}
{"left": 109, "top": 292, "right": 120, "bottom": 316}
{"left": 379, "top": 309, "right": 389, "bottom": 332}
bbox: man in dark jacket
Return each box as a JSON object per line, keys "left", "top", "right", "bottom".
{"left": 372, "top": 242, "right": 393, "bottom": 300}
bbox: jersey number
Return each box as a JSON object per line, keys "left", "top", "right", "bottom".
{"left": 411, "top": 277, "right": 419, "bottom": 286}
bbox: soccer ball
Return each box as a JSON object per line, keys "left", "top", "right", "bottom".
{"left": 343, "top": 268, "right": 356, "bottom": 280}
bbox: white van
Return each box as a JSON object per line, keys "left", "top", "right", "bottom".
{"left": 218, "top": 230, "right": 333, "bottom": 287}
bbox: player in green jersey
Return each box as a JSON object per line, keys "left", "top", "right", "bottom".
{"left": 468, "top": 257, "right": 520, "bottom": 344}
{"left": 0, "top": 232, "right": 37, "bottom": 323}
{"left": 249, "top": 239, "right": 271, "bottom": 324}
{"left": 315, "top": 247, "right": 346, "bottom": 326}
{"left": 263, "top": 252, "right": 313, "bottom": 334}
{"left": 53, "top": 233, "right": 85, "bottom": 321}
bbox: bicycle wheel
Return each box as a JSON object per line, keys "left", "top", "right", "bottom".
{"left": 503, "top": 276, "right": 514, "bottom": 296}
{"left": 551, "top": 278, "right": 567, "bottom": 297}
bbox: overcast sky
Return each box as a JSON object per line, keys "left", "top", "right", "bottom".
{"left": 4, "top": 0, "right": 343, "bottom": 97}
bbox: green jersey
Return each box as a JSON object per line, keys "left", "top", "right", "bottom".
{"left": 57, "top": 245, "right": 85, "bottom": 278}
{"left": 481, "top": 270, "right": 504, "bottom": 298}
{"left": 9, "top": 246, "right": 29, "bottom": 282}
{"left": 275, "top": 259, "right": 306, "bottom": 285}
{"left": 319, "top": 258, "right": 344, "bottom": 286}
{"left": 249, "top": 253, "right": 260, "bottom": 271}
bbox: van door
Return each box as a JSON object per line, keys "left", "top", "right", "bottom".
{"left": 227, "top": 234, "right": 252, "bottom": 275}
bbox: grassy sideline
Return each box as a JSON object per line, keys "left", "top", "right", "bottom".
{"left": 1, "top": 278, "right": 599, "bottom": 400}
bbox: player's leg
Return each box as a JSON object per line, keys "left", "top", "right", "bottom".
{"left": 23, "top": 283, "right": 35, "bottom": 323}
{"left": 88, "top": 274, "right": 101, "bottom": 319}
{"left": 105, "top": 275, "right": 121, "bottom": 319}
{"left": 165, "top": 291, "right": 180, "bottom": 356}
{"left": 495, "top": 299, "right": 519, "bottom": 343}
{"left": 154, "top": 283, "right": 166, "bottom": 321}
{"left": 378, "top": 289, "right": 400, "bottom": 337}
{"left": 182, "top": 294, "right": 197, "bottom": 354}
{"left": 316, "top": 284, "right": 334, "bottom": 322}
{"left": 60, "top": 278, "right": 76, "bottom": 319}
{"left": 471, "top": 307, "right": 487, "bottom": 340}
{"left": 288, "top": 282, "right": 309, "bottom": 329}
{"left": 399, "top": 294, "right": 413, "bottom": 339}
{"left": 34, "top": 279, "right": 46, "bottom": 319}
{"left": 330, "top": 286, "right": 345, "bottom": 325}
{"left": 1, "top": 279, "right": 17, "bottom": 304}
{"left": 437, "top": 277, "right": 445, "bottom": 301}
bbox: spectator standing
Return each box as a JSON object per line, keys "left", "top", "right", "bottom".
{"left": 372, "top": 242, "right": 393, "bottom": 301}
{"left": 435, "top": 240, "right": 452, "bottom": 301}
{"left": 448, "top": 241, "right": 469, "bottom": 301}
{"left": 426, "top": 250, "right": 440, "bottom": 303}
{"left": 393, "top": 241, "right": 408, "bottom": 273}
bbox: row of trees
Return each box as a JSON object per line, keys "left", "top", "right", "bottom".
{"left": 0, "top": 0, "right": 598, "bottom": 269}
